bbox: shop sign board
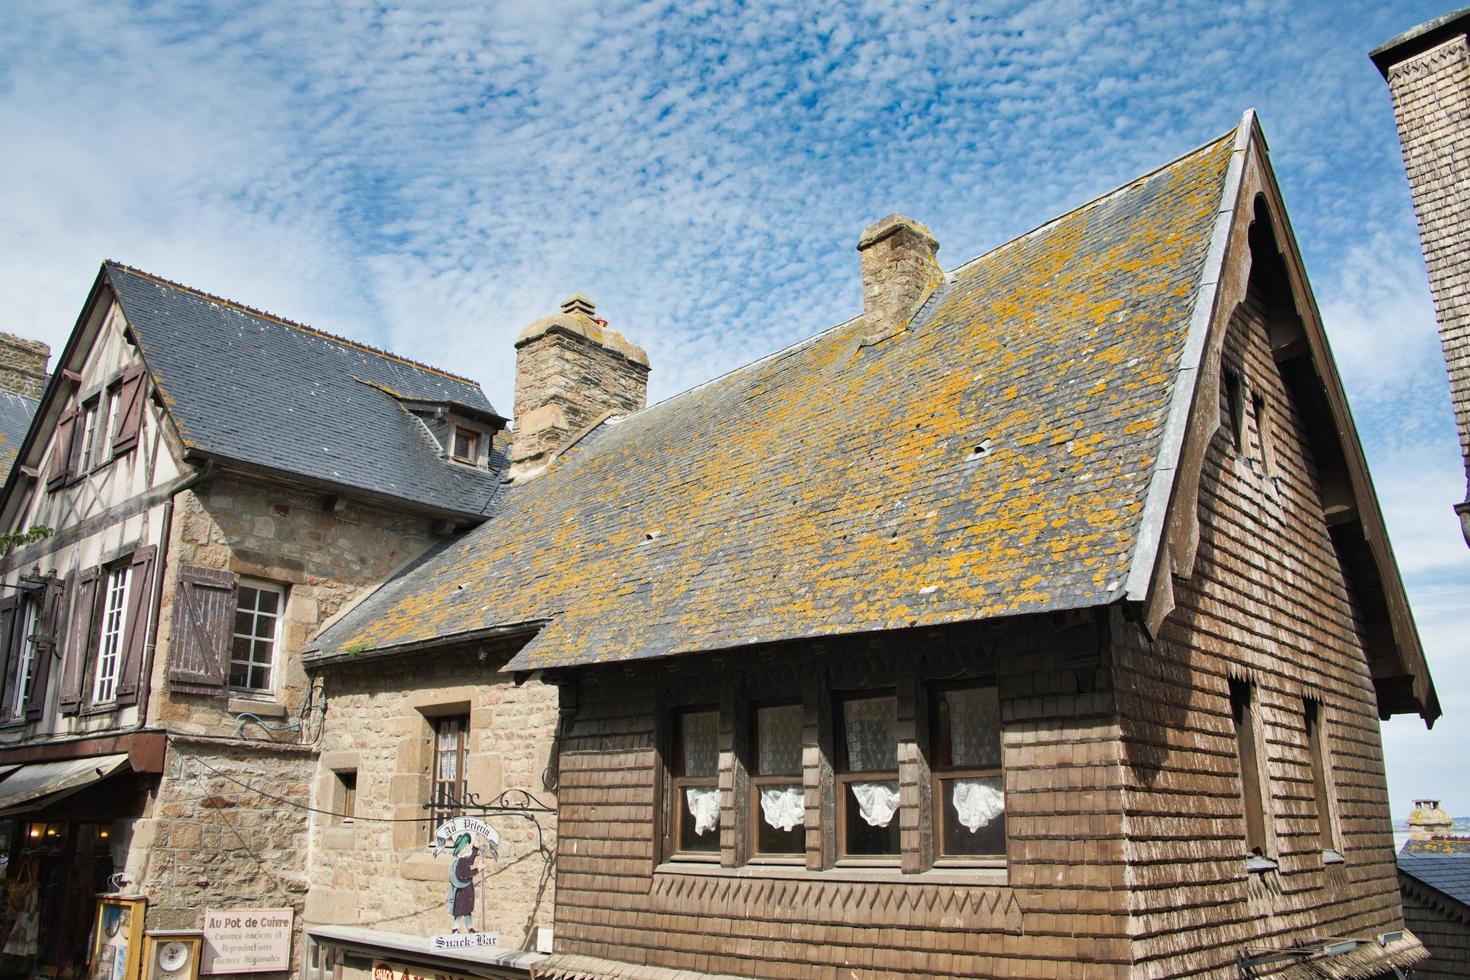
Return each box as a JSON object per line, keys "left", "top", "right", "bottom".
{"left": 201, "top": 907, "right": 293, "bottom": 973}
{"left": 374, "top": 962, "right": 479, "bottom": 980}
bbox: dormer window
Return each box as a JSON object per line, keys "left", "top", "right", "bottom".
{"left": 452, "top": 426, "right": 480, "bottom": 465}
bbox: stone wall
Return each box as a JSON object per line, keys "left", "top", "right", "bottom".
{"left": 1381, "top": 25, "right": 1470, "bottom": 519}
{"left": 305, "top": 648, "right": 559, "bottom": 950}
{"left": 135, "top": 736, "right": 316, "bottom": 979}
{"left": 0, "top": 330, "right": 49, "bottom": 398}
{"left": 151, "top": 475, "right": 439, "bottom": 735}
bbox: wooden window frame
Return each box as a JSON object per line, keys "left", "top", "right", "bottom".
{"left": 451, "top": 426, "right": 481, "bottom": 465}
{"left": 228, "top": 579, "right": 286, "bottom": 697}
{"left": 928, "top": 681, "right": 1006, "bottom": 865}
{"left": 9, "top": 593, "right": 42, "bottom": 721}
{"left": 1304, "top": 699, "right": 1340, "bottom": 855}
{"left": 668, "top": 706, "right": 721, "bottom": 861}
{"left": 73, "top": 395, "right": 101, "bottom": 479}
{"left": 833, "top": 690, "right": 900, "bottom": 863}
{"left": 1222, "top": 363, "right": 1247, "bottom": 455}
{"left": 1229, "top": 679, "right": 1272, "bottom": 860}
{"left": 334, "top": 769, "right": 358, "bottom": 826}
{"left": 428, "top": 714, "right": 469, "bottom": 841}
{"left": 88, "top": 562, "right": 132, "bottom": 706}
{"left": 747, "top": 700, "right": 805, "bottom": 862}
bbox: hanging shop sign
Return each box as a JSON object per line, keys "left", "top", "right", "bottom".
{"left": 201, "top": 907, "right": 292, "bottom": 974}
{"left": 430, "top": 816, "right": 501, "bottom": 948}
{"left": 373, "top": 962, "right": 477, "bottom": 980}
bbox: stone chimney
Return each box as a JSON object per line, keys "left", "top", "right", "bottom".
{"left": 510, "top": 293, "right": 649, "bottom": 480}
{"left": 0, "top": 331, "right": 50, "bottom": 399}
{"left": 1373, "top": 10, "right": 1470, "bottom": 546}
{"left": 1408, "top": 798, "right": 1454, "bottom": 841}
{"left": 856, "top": 214, "right": 943, "bottom": 346}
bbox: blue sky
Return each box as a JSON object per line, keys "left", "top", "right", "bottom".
{"left": 1, "top": 0, "right": 1465, "bottom": 820}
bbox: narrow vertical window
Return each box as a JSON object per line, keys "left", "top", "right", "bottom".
{"left": 1222, "top": 365, "right": 1246, "bottom": 454}
{"left": 229, "top": 581, "right": 284, "bottom": 695}
{"left": 91, "top": 566, "right": 132, "bottom": 704}
{"left": 430, "top": 715, "right": 469, "bottom": 835}
{"left": 1252, "top": 392, "right": 1276, "bottom": 478}
{"left": 836, "top": 693, "right": 899, "bottom": 857}
{"left": 77, "top": 399, "right": 100, "bottom": 471}
{"left": 11, "top": 597, "right": 40, "bottom": 719}
{"left": 671, "top": 708, "right": 719, "bottom": 855}
{"left": 1230, "top": 679, "right": 1269, "bottom": 857}
{"left": 1304, "top": 700, "right": 1338, "bottom": 853}
{"left": 750, "top": 703, "right": 804, "bottom": 856}
{"left": 931, "top": 685, "right": 1006, "bottom": 859}
{"left": 103, "top": 388, "right": 122, "bottom": 458}
{"left": 335, "top": 770, "right": 357, "bottom": 825}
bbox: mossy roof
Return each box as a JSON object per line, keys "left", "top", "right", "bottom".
{"left": 309, "top": 128, "right": 1236, "bottom": 670}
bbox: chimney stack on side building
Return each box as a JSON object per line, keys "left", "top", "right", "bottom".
{"left": 856, "top": 213, "right": 944, "bottom": 346}
{"left": 1408, "top": 798, "right": 1456, "bottom": 841}
{"left": 1373, "top": 8, "right": 1470, "bottom": 546}
{"left": 510, "top": 293, "right": 649, "bottom": 480}
{"left": 0, "top": 331, "right": 50, "bottom": 399}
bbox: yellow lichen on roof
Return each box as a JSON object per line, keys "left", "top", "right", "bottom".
{"left": 316, "top": 129, "right": 1236, "bottom": 671}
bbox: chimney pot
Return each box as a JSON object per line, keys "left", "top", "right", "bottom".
{"left": 856, "top": 213, "right": 943, "bottom": 347}
{"left": 1408, "top": 798, "right": 1454, "bottom": 841}
{"left": 560, "top": 293, "right": 596, "bottom": 318}
{"left": 0, "top": 331, "right": 50, "bottom": 399}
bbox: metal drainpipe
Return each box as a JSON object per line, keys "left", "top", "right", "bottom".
{"left": 136, "top": 460, "right": 214, "bottom": 728}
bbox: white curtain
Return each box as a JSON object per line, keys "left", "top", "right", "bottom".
{"left": 685, "top": 786, "right": 720, "bottom": 836}
{"left": 951, "top": 780, "right": 1005, "bottom": 833}
{"left": 851, "top": 780, "right": 900, "bottom": 828}
{"left": 843, "top": 697, "right": 897, "bottom": 772}
{"left": 759, "top": 786, "right": 805, "bottom": 832}
{"left": 946, "top": 687, "right": 1000, "bottom": 767}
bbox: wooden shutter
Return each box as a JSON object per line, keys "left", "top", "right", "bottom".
{"left": 46, "top": 408, "right": 77, "bottom": 491}
{"left": 167, "top": 563, "right": 238, "bottom": 695}
{"left": 58, "top": 567, "right": 100, "bottom": 715}
{"left": 111, "top": 366, "right": 147, "bottom": 455}
{"left": 113, "top": 546, "right": 157, "bottom": 707}
{"left": 25, "top": 578, "right": 64, "bottom": 720}
{"left": 0, "top": 597, "right": 16, "bottom": 720}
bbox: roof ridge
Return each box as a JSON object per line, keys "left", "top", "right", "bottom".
{"left": 945, "top": 126, "right": 1239, "bottom": 280}
{"left": 103, "top": 261, "right": 483, "bottom": 387}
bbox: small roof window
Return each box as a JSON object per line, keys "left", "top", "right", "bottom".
{"left": 451, "top": 426, "right": 480, "bottom": 465}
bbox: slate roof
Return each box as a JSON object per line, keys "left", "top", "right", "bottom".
{"left": 104, "top": 263, "right": 506, "bottom": 517}
{"left": 1399, "top": 838, "right": 1470, "bottom": 909}
{"left": 310, "top": 126, "right": 1237, "bottom": 669}
{"left": 0, "top": 392, "right": 40, "bottom": 480}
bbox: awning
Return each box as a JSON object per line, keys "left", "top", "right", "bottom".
{"left": 0, "top": 754, "right": 131, "bottom": 816}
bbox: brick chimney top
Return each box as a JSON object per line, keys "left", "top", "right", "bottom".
{"left": 561, "top": 293, "right": 596, "bottom": 318}
{"left": 0, "top": 331, "right": 50, "bottom": 399}
{"left": 856, "top": 213, "right": 943, "bottom": 347}
{"left": 1409, "top": 799, "right": 1455, "bottom": 841}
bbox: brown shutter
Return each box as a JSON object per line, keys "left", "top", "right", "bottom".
{"left": 111, "top": 367, "right": 147, "bottom": 455}
{"left": 59, "top": 567, "right": 100, "bottom": 715}
{"left": 26, "top": 578, "right": 64, "bottom": 720}
{"left": 114, "top": 546, "right": 157, "bottom": 707}
{"left": 0, "top": 597, "right": 17, "bottom": 720}
{"left": 46, "top": 409, "right": 77, "bottom": 492}
{"left": 167, "top": 563, "right": 238, "bottom": 695}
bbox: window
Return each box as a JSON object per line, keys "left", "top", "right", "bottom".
{"left": 452, "top": 427, "right": 479, "bottom": 464}
{"left": 1252, "top": 392, "right": 1276, "bottom": 478}
{"left": 229, "top": 582, "right": 284, "bottom": 695}
{"left": 835, "top": 693, "right": 899, "bottom": 857}
{"left": 77, "top": 398, "right": 100, "bottom": 471}
{"left": 334, "top": 770, "right": 357, "bottom": 825}
{"left": 671, "top": 708, "right": 719, "bottom": 855}
{"left": 90, "top": 565, "right": 132, "bottom": 705}
{"left": 430, "top": 715, "right": 469, "bottom": 835}
{"left": 1304, "top": 700, "right": 1338, "bottom": 853}
{"left": 750, "top": 703, "right": 804, "bottom": 856}
{"left": 102, "top": 387, "right": 122, "bottom": 458}
{"left": 1230, "top": 679, "right": 1269, "bottom": 857}
{"left": 931, "top": 684, "right": 1005, "bottom": 859}
{"left": 1222, "top": 365, "right": 1246, "bottom": 454}
{"left": 11, "top": 596, "right": 40, "bottom": 719}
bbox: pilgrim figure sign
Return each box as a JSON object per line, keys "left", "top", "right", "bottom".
{"left": 431, "top": 816, "right": 500, "bottom": 942}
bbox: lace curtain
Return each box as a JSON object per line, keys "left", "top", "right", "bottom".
{"left": 685, "top": 787, "right": 720, "bottom": 835}
{"left": 946, "top": 686, "right": 1000, "bottom": 768}
{"left": 759, "top": 786, "right": 805, "bottom": 831}
{"left": 757, "top": 705, "right": 803, "bottom": 775}
{"left": 843, "top": 697, "right": 897, "bottom": 772}
{"left": 851, "top": 780, "right": 900, "bottom": 827}
{"left": 681, "top": 711, "right": 718, "bottom": 777}
{"left": 951, "top": 779, "right": 1005, "bottom": 832}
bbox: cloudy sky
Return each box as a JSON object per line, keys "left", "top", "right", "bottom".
{"left": 2, "top": 0, "right": 1465, "bottom": 819}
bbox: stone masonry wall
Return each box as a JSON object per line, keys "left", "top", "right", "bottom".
{"left": 0, "top": 330, "right": 49, "bottom": 398}
{"left": 305, "top": 649, "right": 560, "bottom": 950}
{"left": 151, "top": 475, "right": 439, "bottom": 735}
{"left": 137, "top": 737, "right": 317, "bottom": 979}
{"left": 1384, "top": 32, "right": 1470, "bottom": 504}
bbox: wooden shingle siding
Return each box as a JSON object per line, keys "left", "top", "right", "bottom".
{"left": 1115, "top": 274, "right": 1406, "bottom": 977}
{"left": 555, "top": 621, "right": 1135, "bottom": 978}
{"left": 1398, "top": 875, "right": 1470, "bottom": 978}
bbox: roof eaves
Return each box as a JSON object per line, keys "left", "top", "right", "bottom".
{"left": 1123, "top": 111, "right": 1255, "bottom": 617}
{"left": 305, "top": 620, "right": 548, "bottom": 669}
